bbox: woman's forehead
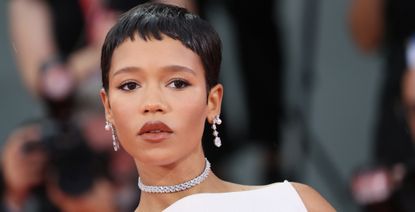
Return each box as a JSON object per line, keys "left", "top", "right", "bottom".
{"left": 110, "top": 35, "right": 204, "bottom": 76}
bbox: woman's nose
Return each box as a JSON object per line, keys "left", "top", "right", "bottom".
{"left": 143, "top": 103, "right": 165, "bottom": 113}
{"left": 141, "top": 87, "right": 168, "bottom": 114}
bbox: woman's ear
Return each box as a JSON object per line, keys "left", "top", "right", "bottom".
{"left": 207, "top": 84, "right": 223, "bottom": 123}
{"left": 100, "top": 88, "right": 113, "bottom": 123}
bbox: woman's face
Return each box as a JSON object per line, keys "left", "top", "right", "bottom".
{"left": 101, "top": 35, "right": 222, "bottom": 166}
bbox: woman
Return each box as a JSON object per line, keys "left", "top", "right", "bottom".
{"left": 100, "top": 2, "right": 334, "bottom": 211}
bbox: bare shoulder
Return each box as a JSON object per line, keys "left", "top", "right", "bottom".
{"left": 290, "top": 182, "right": 336, "bottom": 212}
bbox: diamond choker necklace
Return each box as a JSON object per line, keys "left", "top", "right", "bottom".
{"left": 138, "top": 158, "right": 211, "bottom": 193}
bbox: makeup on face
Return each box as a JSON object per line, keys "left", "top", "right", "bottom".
{"left": 138, "top": 121, "right": 174, "bottom": 143}
{"left": 104, "top": 36, "right": 210, "bottom": 163}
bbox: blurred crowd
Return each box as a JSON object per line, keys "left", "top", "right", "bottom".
{"left": 3, "top": 0, "right": 415, "bottom": 211}
{"left": 2, "top": 0, "right": 142, "bottom": 211}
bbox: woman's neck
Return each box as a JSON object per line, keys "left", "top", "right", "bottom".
{"left": 136, "top": 152, "right": 206, "bottom": 187}
{"left": 135, "top": 153, "right": 230, "bottom": 212}
{"left": 136, "top": 173, "right": 227, "bottom": 212}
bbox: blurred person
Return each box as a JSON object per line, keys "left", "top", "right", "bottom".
{"left": 0, "top": 123, "right": 56, "bottom": 211}
{"left": 350, "top": 1, "right": 415, "bottom": 211}
{"left": 402, "top": 36, "right": 415, "bottom": 141}
{"left": 100, "top": 3, "right": 334, "bottom": 211}
{"left": 350, "top": 0, "right": 415, "bottom": 169}
{"left": 350, "top": 0, "right": 415, "bottom": 209}
{"left": 0, "top": 119, "right": 129, "bottom": 212}
{"left": 46, "top": 179, "right": 115, "bottom": 212}
{"left": 351, "top": 37, "right": 415, "bottom": 211}
{"left": 351, "top": 70, "right": 415, "bottom": 212}
{"left": 42, "top": 121, "right": 119, "bottom": 212}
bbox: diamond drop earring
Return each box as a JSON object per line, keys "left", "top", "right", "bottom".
{"left": 212, "top": 115, "right": 222, "bottom": 147}
{"left": 105, "top": 121, "right": 120, "bottom": 151}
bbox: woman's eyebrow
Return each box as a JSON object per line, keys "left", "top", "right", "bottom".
{"left": 112, "top": 66, "right": 143, "bottom": 77}
{"left": 160, "top": 65, "right": 197, "bottom": 76}
{"left": 112, "top": 65, "right": 197, "bottom": 77}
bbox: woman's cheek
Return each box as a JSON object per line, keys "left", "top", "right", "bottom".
{"left": 180, "top": 102, "right": 207, "bottom": 135}
{"left": 111, "top": 97, "right": 139, "bottom": 139}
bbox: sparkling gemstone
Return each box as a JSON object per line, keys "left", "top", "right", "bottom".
{"left": 216, "top": 118, "right": 222, "bottom": 125}
{"left": 214, "top": 137, "right": 221, "bottom": 147}
{"left": 105, "top": 124, "right": 111, "bottom": 131}
{"left": 138, "top": 158, "right": 211, "bottom": 193}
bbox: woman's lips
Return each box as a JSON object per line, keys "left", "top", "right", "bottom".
{"left": 138, "top": 121, "right": 173, "bottom": 142}
{"left": 139, "top": 132, "right": 172, "bottom": 142}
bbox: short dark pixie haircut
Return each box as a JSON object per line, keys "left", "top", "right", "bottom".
{"left": 101, "top": 2, "right": 222, "bottom": 92}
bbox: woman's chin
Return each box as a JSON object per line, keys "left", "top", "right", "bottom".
{"left": 126, "top": 141, "right": 201, "bottom": 167}
{"left": 133, "top": 151, "right": 180, "bottom": 167}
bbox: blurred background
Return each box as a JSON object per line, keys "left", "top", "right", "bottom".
{"left": 2, "top": 0, "right": 415, "bottom": 211}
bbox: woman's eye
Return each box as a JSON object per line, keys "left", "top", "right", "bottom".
{"left": 119, "top": 82, "right": 140, "bottom": 91}
{"left": 168, "top": 79, "right": 190, "bottom": 89}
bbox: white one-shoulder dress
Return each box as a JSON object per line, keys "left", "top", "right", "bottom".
{"left": 163, "top": 180, "right": 307, "bottom": 212}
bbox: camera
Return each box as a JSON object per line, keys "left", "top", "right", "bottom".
{"left": 36, "top": 119, "right": 102, "bottom": 197}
